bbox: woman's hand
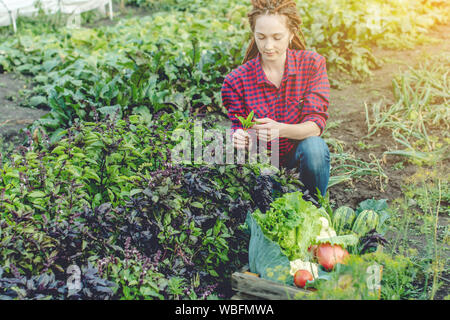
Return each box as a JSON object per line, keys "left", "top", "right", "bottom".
{"left": 252, "top": 117, "right": 283, "bottom": 142}
{"left": 232, "top": 128, "right": 250, "bottom": 150}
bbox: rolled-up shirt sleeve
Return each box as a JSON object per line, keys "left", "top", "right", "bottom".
{"left": 300, "top": 55, "right": 330, "bottom": 134}
{"left": 221, "top": 76, "right": 245, "bottom": 133}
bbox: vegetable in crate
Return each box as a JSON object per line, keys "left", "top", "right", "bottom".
{"left": 356, "top": 199, "right": 391, "bottom": 235}
{"left": 294, "top": 270, "right": 314, "bottom": 288}
{"left": 290, "top": 259, "right": 319, "bottom": 278}
{"left": 352, "top": 210, "right": 379, "bottom": 236}
{"left": 333, "top": 206, "right": 356, "bottom": 235}
{"left": 315, "top": 216, "right": 337, "bottom": 240}
{"left": 315, "top": 243, "right": 349, "bottom": 271}
{"left": 252, "top": 192, "right": 324, "bottom": 261}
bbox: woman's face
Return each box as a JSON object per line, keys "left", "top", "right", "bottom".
{"left": 254, "top": 14, "right": 293, "bottom": 63}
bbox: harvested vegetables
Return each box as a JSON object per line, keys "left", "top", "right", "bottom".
{"left": 290, "top": 259, "right": 319, "bottom": 278}
{"left": 315, "top": 243, "right": 350, "bottom": 271}
{"left": 249, "top": 193, "right": 391, "bottom": 293}
{"left": 251, "top": 192, "right": 359, "bottom": 280}
{"left": 294, "top": 270, "right": 314, "bottom": 288}
{"left": 252, "top": 192, "right": 325, "bottom": 261}
{"left": 352, "top": 209, "right": 380, "bottom": 236}
{"left": 332, "top": 206, "right": 356, "bottom": 234}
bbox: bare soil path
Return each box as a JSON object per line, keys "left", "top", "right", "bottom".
{"left": 0, "top": 73, "right": 47, "bottom": 148}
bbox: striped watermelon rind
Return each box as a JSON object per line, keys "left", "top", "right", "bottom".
{"left": 333, "top": 206, "right": 356, "bottom": 235}
{"left": 352, "top": 209, "right": 379, "bottom": 236}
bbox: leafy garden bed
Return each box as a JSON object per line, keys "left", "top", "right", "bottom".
{"left": 0, "top": 110, "right": 307, "bottom": 299}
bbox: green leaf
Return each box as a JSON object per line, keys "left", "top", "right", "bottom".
{"left": 252, "top": 191, "right": 323, "bottom": 261}
{"left": 97, "top": 105, "right": 122, "bottom": 118}
{"left": 313, "top": 234, "right": 359, "bottom": 248}
{"left": 209, "top": 269, "right": 219, "bottom": 277}
{"left": 83, "top": 169, "right": 100, "bottom": 182}
{"left": 28, "top": 191, "right": 46, "bottom": 198}
{"left": 29, "top": 96, "right": 47, "bottom": 107}
{"left": 129, "top": 189, "right": 143, "bottom": 197}
{"left": 246, "top": 110, "right": 254, "bottom": 122}
{"left": 51, "top": 145, "right": 66, "bottom": 155}
{"left": 191, "top": 202, "right": 204, "bottom": 209}
{"left": 356, "top": 199, "right": 388, "bottom": 215}
{"left": 246, "top": 212, "right": 293, "bottom": 285}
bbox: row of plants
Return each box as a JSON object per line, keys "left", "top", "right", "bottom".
{"left": 0, "top": 109, "right": 309, "bottom": 299}
{"left": 0, "top": 87, "right": 324, "bottom": 300}
{"left": 0, "top": 0, "right": 447, "bottom": 142}
{"left": 0, "top": 26, "right": 243, "bottom": 142}
{"left": 124, "top": 0, "right": 450, "bottom": 80}
{"left": 365, "top": 53, "right": 449, "bottom": 166}
{"left": 360, "top": 51, "right": 449, "bottom": 299}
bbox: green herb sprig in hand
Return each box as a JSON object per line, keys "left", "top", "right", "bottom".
{"left": 236, "top": 110, "right": 258, "bottom": 131}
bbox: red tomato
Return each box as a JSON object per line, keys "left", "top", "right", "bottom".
{"left": 316, "top": 243, "right": 350, "bottom": 271}
{"left": 294, "top": 269, "right": 314, "bottom": 288}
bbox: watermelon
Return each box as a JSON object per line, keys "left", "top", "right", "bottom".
{"left": 333, "top": 206, "right": 356, "bottom": 235}
{"left": 352, "top": 209, "right": 379, "bottom": 236}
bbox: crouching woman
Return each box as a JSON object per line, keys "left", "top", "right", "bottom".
{"left": 221, "top": 0, "right": 331, "bottom": 200}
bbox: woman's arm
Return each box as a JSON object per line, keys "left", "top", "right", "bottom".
{"left": 299, "top": 55, "right": 330, "bottom": 135}
{"left": 252, "top": 54, "right": 329, "bottom": 143}
{"left": 280, "top": 120, "right": 321, "bottom": 140}
{"left": 252, "top": 118, "right": 320, "bottom": 143}
{"left": 221, "top": 76, "right": 254, "bottom": 150}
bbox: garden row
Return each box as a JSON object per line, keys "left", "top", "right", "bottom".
{"left": 0, "top": 0, "right": 447, "bottom": 141}
{"left": 0, "top": 109, "right": 309, "bottom": 299}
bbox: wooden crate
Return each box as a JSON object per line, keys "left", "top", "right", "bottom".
{"left": 231, "top": 265, "right": 383, "bottom": 300}
{"left": 231, "top": 266, "right": 310, "bottom": 300}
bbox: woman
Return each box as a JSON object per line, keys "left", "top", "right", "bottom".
{"left": 221, "top": 0, "right": 330, "bottom": 200}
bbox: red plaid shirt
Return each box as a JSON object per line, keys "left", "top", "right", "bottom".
{"left": 221, "top": 48, "right": 330, "bottom": 166}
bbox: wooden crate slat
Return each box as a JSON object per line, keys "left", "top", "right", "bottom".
{"left": 230, "top": 292, "right": 264, "bottom": 300}
{"left": 231, "top": 272, "right": 310, "bottom": 300}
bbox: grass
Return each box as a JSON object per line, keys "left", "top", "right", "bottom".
{"left": 322, "top": 121, "right": 389, "bottom": 191}
{"left": 328, "top": 152, "right": 388, "bottom": 191}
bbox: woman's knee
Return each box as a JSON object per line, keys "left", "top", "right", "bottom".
{"left": 296, "top": 136, "right": 330, "bottom": 173}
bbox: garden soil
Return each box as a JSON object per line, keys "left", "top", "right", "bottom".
{"left": 0, "top": 73, "right": 47, "bottom": 146}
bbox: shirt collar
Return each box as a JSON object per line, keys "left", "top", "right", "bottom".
{"left": 255, "top": 48, "right": 296, "bottom": 85}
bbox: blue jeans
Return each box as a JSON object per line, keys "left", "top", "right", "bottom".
{"left": 279, "top": 136, "right": 330, "bottom": 199}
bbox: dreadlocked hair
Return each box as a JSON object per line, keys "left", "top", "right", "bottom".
{"left": 243, "top": 0, "right": 307, "bottom": 64}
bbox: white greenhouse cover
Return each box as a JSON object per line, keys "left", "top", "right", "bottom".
{"left": 0, "top": 0, "right": 113, "bottom": 31}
